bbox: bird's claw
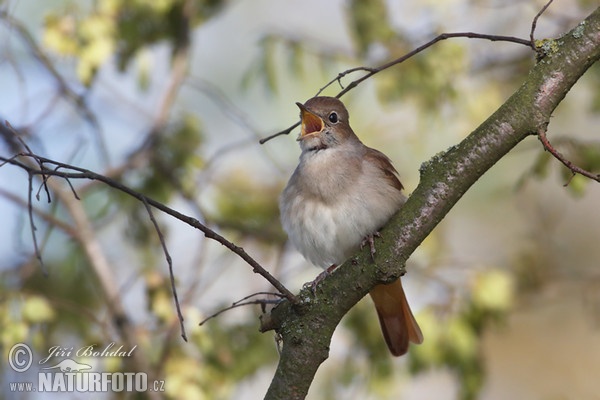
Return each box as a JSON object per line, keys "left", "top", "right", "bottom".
{"left": 360, "top": 231, "right": 381, "bottom": 261}
{"left": 304, "top": 264, "right": 338, "bottom": 296}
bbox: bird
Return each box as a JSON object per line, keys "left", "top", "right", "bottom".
{"left": 279, "top": 96, "right": 423, "bottom": 356}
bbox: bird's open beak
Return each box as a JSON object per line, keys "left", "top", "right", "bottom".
{"left": 296, "top": 102, "right": 324, "bottom": 140}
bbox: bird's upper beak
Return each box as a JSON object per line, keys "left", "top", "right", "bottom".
{"left": 296, "top": 102, "right": 324, "bottom": 140}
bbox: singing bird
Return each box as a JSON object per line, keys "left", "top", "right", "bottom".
{"left": 279, "top": 96, "right": 423, "bottom": 356}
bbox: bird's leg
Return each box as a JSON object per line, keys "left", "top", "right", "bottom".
{"left": 361, "top": 231, "right": 381, "bottom": 261}
{"left": 304, "top": 264, "right": 338, "bottom": 295}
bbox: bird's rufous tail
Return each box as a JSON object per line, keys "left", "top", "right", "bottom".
{"left": 369, "top": 278, "right": 423, "bottom": 356}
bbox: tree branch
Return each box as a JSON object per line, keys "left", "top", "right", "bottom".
{"left": 141, "top": 197, "right": 188, "bottom": 341}
{"left": 530, "top": 0, "right": 556, "bottom": 48}
{"left": 0, "top": 150, "right": 298, "bottom": 304}
{"left": 259, "top": 32, "right": 532, "bottom": 144}
{"left": 199, "top": 292, "right": 284, "bottom": 326}
{"left": 264, "top": 6, "right": 600, "bottom": 399}
{"left": 537, "top": 128, "right": 600, "bottom": 184}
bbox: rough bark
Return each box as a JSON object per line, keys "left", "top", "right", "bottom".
{"left": 263, "top": 7, "right": 600, "bottom": 400}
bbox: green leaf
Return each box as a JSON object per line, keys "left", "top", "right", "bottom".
{"left": 22, "top": 295, "right": 56, "bottom": 323}
{"left": 471, "top": 269, "right": 514, "bottom": 313}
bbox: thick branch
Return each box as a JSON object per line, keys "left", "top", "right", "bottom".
{"left": 264, "top": 7, "right": 600, "bottom": 400}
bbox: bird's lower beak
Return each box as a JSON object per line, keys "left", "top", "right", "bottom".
{"left": 296, "top": 102, "right": 324, "bottom": 140}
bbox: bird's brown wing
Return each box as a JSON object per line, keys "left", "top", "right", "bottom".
{"left": 363, "top": 147, "right": 404, "bottom": 192}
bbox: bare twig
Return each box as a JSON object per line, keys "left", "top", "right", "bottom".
{"left": 199, "top": 292, "right": 284, "bottom": 326}
{"left": 530, "top": 0, "right": 556, "bottom": 48}
{"left": 0, "top": 188, "right": 77, "bottom": 236}
{"left": 259, "top": 121, "right": 301, "bottom": 145}
{"left": 62, "top": 174, "right": 81, "bottom": 200}
{"left": 4, "top": 121, "right": 52, "bottom": 203}
{"left": 26, "top": 171, "right": 46, "bottom": 275}
{"left": 0, "top": 151, "right": 298, "bottom": 303}
{"left": 141, "top": 197, "right": 188, "bottom": 341}
{"left": 6, "top": 121, "right": 35, "bottom": 154}
{"left": 35, "top": 168, "right": 54, "bottom": 203}
{"left": 260, "top": 32, "right": 532, "bottom": 145}
{"left": 333, "top": 32, "right": 532, "bottom": 97}
{"left": 233, "top": 291, "right": 286, "bottom": 304}
{"left": 0, "top": 153, "right": 19, "bottom": 169}
{"left": 537, "top": 129, "right": 600, "bottom": 184}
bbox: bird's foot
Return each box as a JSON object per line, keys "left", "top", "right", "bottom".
{"left": 304, "top": 264, "right": 338, "bottom": 295}
{"left": 360, "top": 231, "right": 381, "bottom": 261}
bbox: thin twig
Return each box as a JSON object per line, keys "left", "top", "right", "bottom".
{"left": 333, "top": 32, "right": 532, "bottom": 99}
{"left": 315, "top": 66, "right": 376, "bottom": 98}
{"left": 259, "top": 121, "right": 300, "bottom": 145}
{"left": 62, "top": 175, "right": 81, "bottom": 200}
{"left": 4, "top": 122, "right": 52, "bottom": 202}
{"left": 233, "top": 291, "right": 286, "bottom": 305}
{"left": 26, "top": 171, "right": 46, "bottom": 276}
{"left": 0, "top": 153, "right": 19, "bottom": 168}
{"left": 530, "top": 0, "right": 556, "bottom": 48}
{"left": 0, "top": 188, "right": 77, "bottom": 237}
{"left": 0, "top": 151, "right": 298, "bottom": 304}
{"left": 199, "top": 294, "right": 283, "bottom": 326}
{"left": 537, "top": 129, "right": 600, "bottom": 185}
{"left": 6, "top": 121, "right": 35, "bottom": 154}
{"left": 260, "top": 32, "right": 533, "bottom": 145}
{"left": 141, "top": 197, "right": 188, "bottom": 342}
{"left": 36, "top": 171, "right": 52, "bottom": 203}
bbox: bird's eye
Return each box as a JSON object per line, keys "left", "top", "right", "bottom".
{"left": 328, "top": 112, "right": 338, "bottom": 123}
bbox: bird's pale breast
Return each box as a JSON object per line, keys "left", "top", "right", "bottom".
{"left": 280, "top": 147, "right": 404, "bottom": 268}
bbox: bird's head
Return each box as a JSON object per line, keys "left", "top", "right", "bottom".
{"left": 296, "top": 96, "right": 356, "bottom": 152}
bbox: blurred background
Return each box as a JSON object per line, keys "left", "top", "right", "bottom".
{"left": 0, "top": 0, "right": 599, "bottom": 399}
